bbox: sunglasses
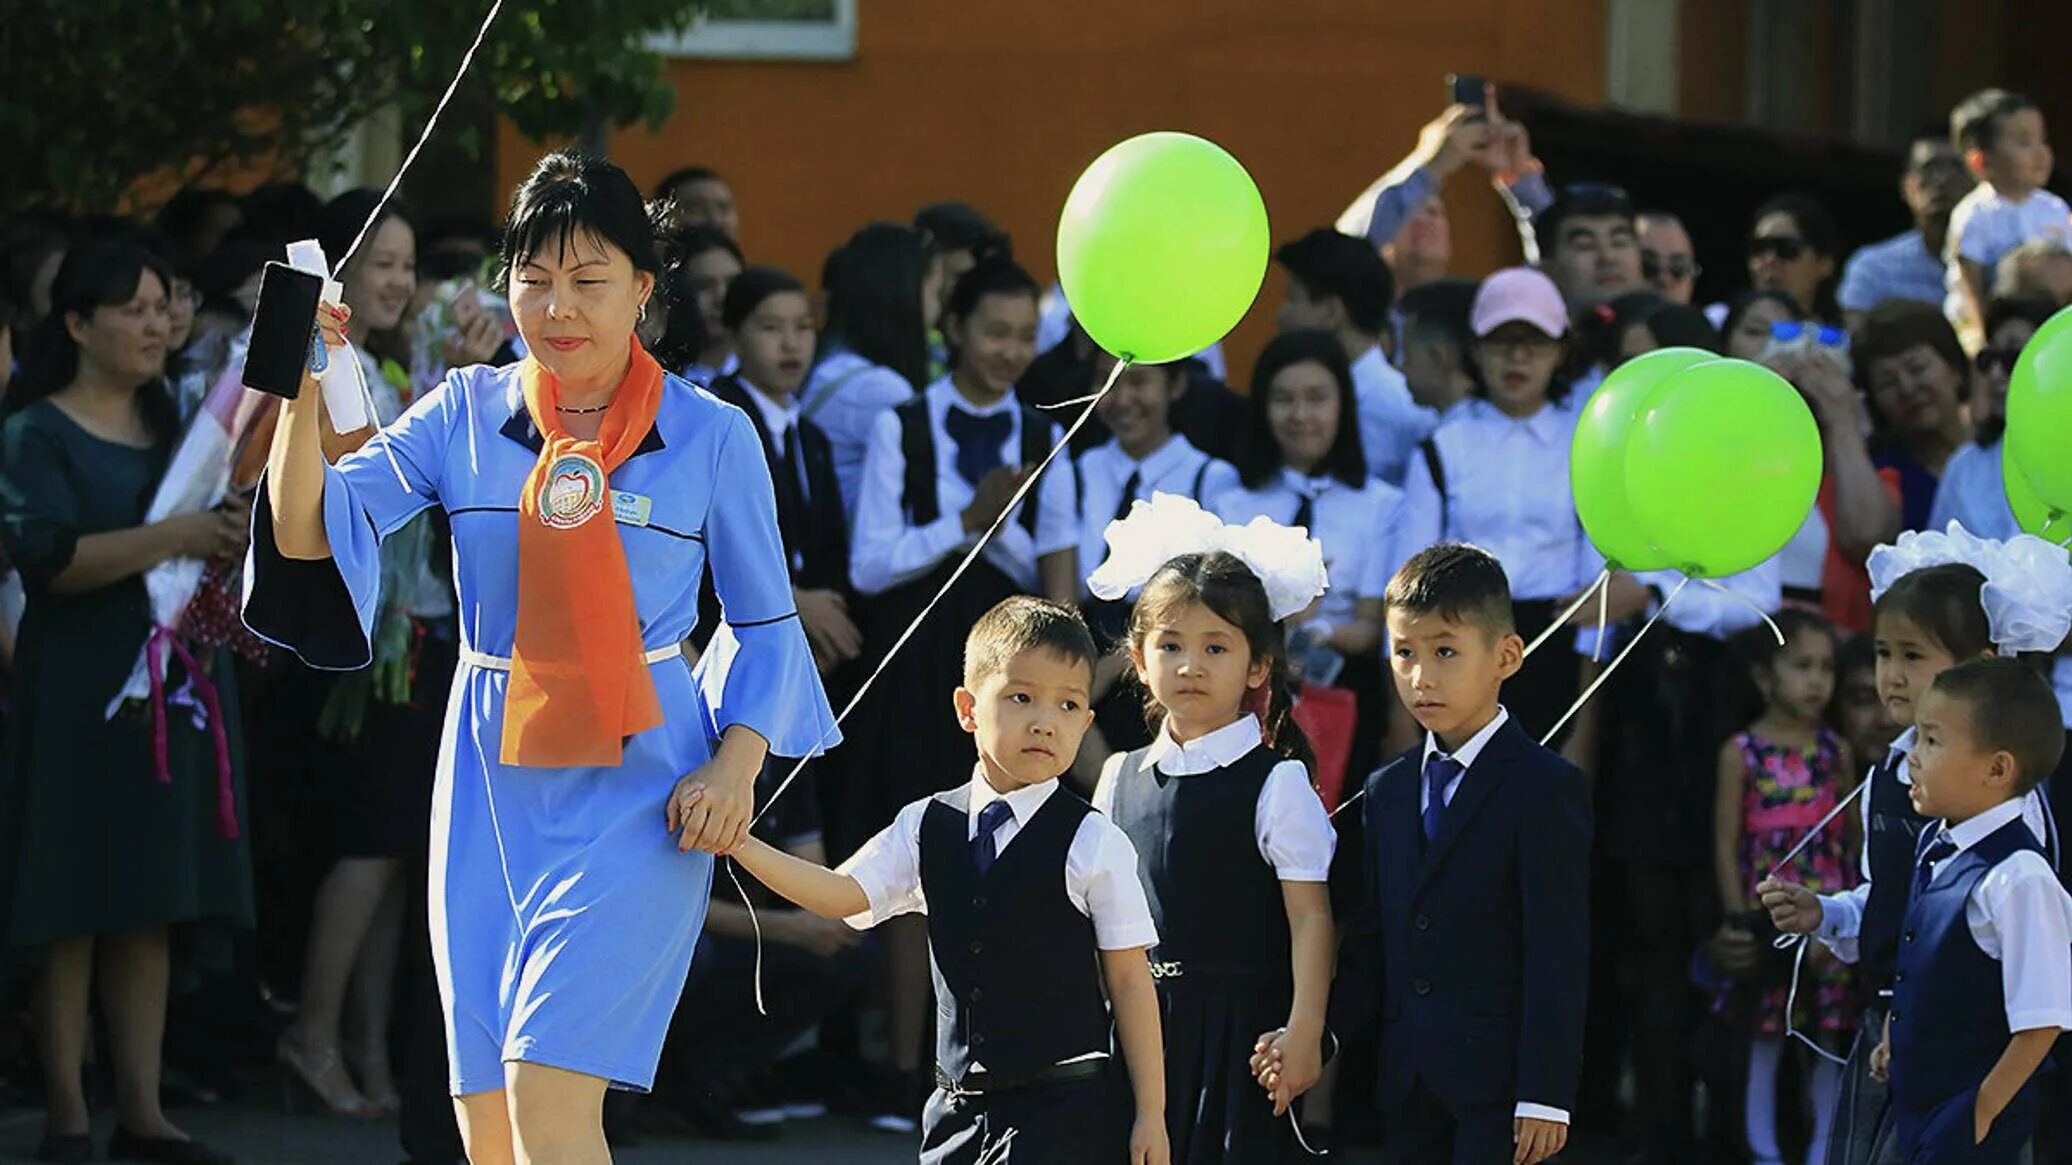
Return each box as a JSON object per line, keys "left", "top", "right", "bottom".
{"left": 1748, "top": 236, "right": 1808, "bottom": 261}
{"left": 1975, "top": 347, "right": 2021, "bottom": 376}
{"left": 1641, "top": 253, "right": 1701, "bottom": 282}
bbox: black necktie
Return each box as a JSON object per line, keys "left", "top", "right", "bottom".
{"left": 944, "top": 407, "right": 1013, "bottom": 487}
{"left": 1113, "top": 470, "right": 1142, "bottom": 524}
{"left": 1291, "top": 490, "right": 1316, "bottom": 533}
{"left": 771, "top": 423, "right": 807, "bottom": 559}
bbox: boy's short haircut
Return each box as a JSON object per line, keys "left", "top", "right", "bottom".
{"left": 1275, "top": 228, "right": 1396, "bottom": 335}
{"left": 1384, "top": 543, "right": 1516, "bottom": 638}
{"left": 963, "top": 597, "right": 1099, "bottom": 688}
{"left": 1951, "top": 88, "right": 2038, "bottom": 156}
{"left": 1398, "top": 277, "right": 1480, "bottom": 360}
{"left": 1929, "top": 658, "right": 2066, "bottom": 794}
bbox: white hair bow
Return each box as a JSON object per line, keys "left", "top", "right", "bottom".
{"left": 1866, "top": 521, "right": 2072, "bottom": 653}
{"left": 1086, "top": 493, "right": 1329, "bottom": 621}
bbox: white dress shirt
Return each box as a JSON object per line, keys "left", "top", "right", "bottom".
{"left": 1945, "top": 185, "right": 2072, "bottom": 322}
{"left": 1076, "top": 434, "right": 1239, "bottom": 594}
{"left": 1213, "top": 469, "right": 1404, "bottom": 635}
{"left": 1928, "top": 440, "right": 2020, "bottom": 542}
{"left": 1815, "top": 727, "right": 2057, "bottom": 966}
{"left": 1093, "top": 714, "right": 1337, "bottom": 882}
{"left": 849, "top": 377, "right": 1079, "bottom": 596}
{"left": 1350, "top": 344, "right": 1439, "bottom": 488}
{"left": 1906, "top": 799, "right": 2072, "bottom": 1034}
{"left": 837, "top": 770, "right": 1159, "bottom": 952}
{"left": 1417, "top": 707, "right": 1570, "bottom": 1126}
{"left": 799, "top": 348, "right": 919, "bottom": 524}
{"left": 1391, "top": 398, "right": 1602, "bottom": 605}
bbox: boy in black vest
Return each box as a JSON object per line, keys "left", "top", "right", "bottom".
{"left": 1298, "top": 544, "right": 1590, "bottom": 1165}
{"left": 1880, "top": 660, "right": 2071, "bottom": 1163}
{"left": 730, "top": 597, "right": 1169, "bottom": 1165}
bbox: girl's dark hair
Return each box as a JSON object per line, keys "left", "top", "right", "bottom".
{"left": 1633, "top": 302, "right": 1722, "bottom": 354}
{"left": 660, "top": 222, "right": 743, "bottom": 271}
{"left": 721, "top": 266, "right": 807, "bottom": 332}
{"left": 1720, "top": 289, "right": 1805, "bottom": 343}
{"left": 1237, "top": 330, "right": 1367, "bottom": 490}
{"left": 1587, "top": 291, "right": 1669, "bottom": 369}
{"left": 9, "top": 237, "right": 180, "bottom": 442}
{"left": 646, "top": 263, "right": 709, "bottom": 375}
{"left": 316, "top": 189, "right": 415, "bottom": 369}
{"left": 1129, "top": 551, "right": 1318, "bottom": 776}
{"left": 1726, "top": 607, "right": 1837, "bottom": 725}
{"left": 940, "top": 255, "right": 1040, "bottom": 371}
{"left": 496, "top": 150, "right": 660, "bottom": 292}
{"left": 819, "top": 222, "right": 931, "bottom": 392}
{"left": 1873, "top": 563, "right": 1994, "bottom": 660}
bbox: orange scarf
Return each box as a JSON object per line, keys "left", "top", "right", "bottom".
{"left": 504, "top": 344, "right": 666, "bottom": 767}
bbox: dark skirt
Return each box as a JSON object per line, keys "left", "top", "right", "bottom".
{"left": 1158, "top": 972, "right": 1300, "bottom": 1164}
{"left": 842, "top": 559, "right": 1022, "bottom": 848}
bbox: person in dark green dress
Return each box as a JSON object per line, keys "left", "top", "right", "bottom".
{"left": 0, "top": 237, "right": 252, "bottom": 1165}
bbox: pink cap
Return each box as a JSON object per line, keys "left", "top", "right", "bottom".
{"left": 1470, "top": 267, "right": 1569, "bottom": 339}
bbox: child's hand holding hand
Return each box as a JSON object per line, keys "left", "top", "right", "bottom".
{"left": 1869, "top": 1011, "right": 1892, "bottom": 1083}
{"left": 1513, "top": 1117, "right": 1567, "bottom": 1165}
{"left": 1247, "top": 1026, "right": 1323, "bottom": 1115}
{"left": 1757, "top": 878, "right": 1824, "bottom": 935}
{"left": 1130, "top": 1110, "right": 1170, "bottom": 1165}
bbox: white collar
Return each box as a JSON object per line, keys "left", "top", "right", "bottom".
{"left": 1889, "top": 726, "right": 1919, "bottom": 786}
{"left": 1107, "top": 432, "right": 1196, "bottom": 479}
{"left": 930, "top": 375, "right": 1018, "bottom": 418}
{"left": 1350, "top": 342, "right": 1389, "bottom": 378}
{"left": 1278, "top": 467, "right": 1337, "bottom": 498}
{"left": 739, "top": 377, "right": 800, "bottom": 438}
{"left": 1143, "top": 714, "right": 1264, "bottom": 776}
{"left": 1421, "top": 706, "right": 1512, "bottom": 771}
{"left": 1465, "top": 396, "right": 1567, "bottom": 444}
{"left": 967, "top": 766, "right": 1060, "bottom": 832}
{"left": 1938, "top": 797, "right": 2029, "bottom": 857}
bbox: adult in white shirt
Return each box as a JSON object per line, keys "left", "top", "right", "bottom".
{"left": 1272, "top": 228, "right": 1434, "bottom": 487}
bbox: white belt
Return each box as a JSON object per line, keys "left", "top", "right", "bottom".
{"left": 459, "top": 642, "right": 685, "bottom": 672}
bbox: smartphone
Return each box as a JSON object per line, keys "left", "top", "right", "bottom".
{"left": 1448, "top": 73, "right": 1487, "bottom": 111}
{"left": 241, "top": 261, "right": 323, "bottom": 399}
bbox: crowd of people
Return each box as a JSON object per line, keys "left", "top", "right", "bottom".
{"left": 0, "top": 77, "right": 2068, "bottom": 1165}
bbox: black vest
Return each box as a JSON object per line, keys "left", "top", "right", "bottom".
{"left": 918, "top": 785, "right": 1109, "bottom": 1085}
{"left": 1890, "top": 817, "right": 2044, "bottom": 1110}
{"left": 1858, "top": 746, "right": 1935, "bottom": 992}
{"left": 896, "top": 396, "right": 1049, "bottom": 537}
{"left": 1108, "top": 742, "right": 1291, "bottom": 981}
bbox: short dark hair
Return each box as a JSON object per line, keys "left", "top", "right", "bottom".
{"left": 653, "top": 165, "right": 726, "bottom": 201}
{"left": 1874, "top": 563, "right": 1993, "bottom": 660}
{"left": 316, "top": 188, "right": 413, "bottom": 278}
{"left": 914, "top": 201, "right": 1011, "bottom": 263}
{"left": 1384, "top": 544, "right": 1516, "bottom": 638}
{"left": 1532, "top": 183, "right": 1636, "bottom": 260}
{"left": 1237, "top": 329, "right": 1367, "bottom": 489}
{"left": 1952, "top": 89, "right": 2038, "bottom": 155}
{"left": 720, "top": 265, "right": 805, "bottom": 332}
{"left": 1930, "top": 658, "right": 2066, "bottom": 794}
{"left": 1633, "top": 302, "right": 1722, "bottom": 353}
{"left": 1853, "top": 300, "right": 1967, "bottom": 395}
{"left": 1274, "top": 227, "right": 1395, "bottom": 335}
{"left": 1984, "top": 294, "right": 2058, "bottom": 341}
{"left": 661, "top": 222, "right": 743, "bottom": 270}
{"left": 942, "top": 254, "right": 1039, "bottom": 325}
{"left": 1752, "top": 191, "right": 1842, "bottom": 260}
{"left": 498, "top": 151, "right": 660, "bottom": 291}
{"left": 964, "top": 597, "right": 1098, "bottom": 688}
{"left": 1398, "top": 277, "right": 1479, "bottom": 362}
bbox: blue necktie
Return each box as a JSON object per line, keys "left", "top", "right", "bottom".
{"left": 1422, "top": 755, "right": 1462, "bottom": 842}
{"left": 943, "top": 407, "right": 1013, "bottom": 487}
{"left": 1914, "top": 833, "right": 1958, "bottom": 897}
{"left": 973, "top": 800, "right": 1015, "bottom": 875}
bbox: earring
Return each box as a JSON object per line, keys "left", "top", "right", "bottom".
{"left": 638, "top": 301, "right": 649, "bottom": 323}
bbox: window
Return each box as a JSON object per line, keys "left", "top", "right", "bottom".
{"left": 649, "top": 0, "right": 857, "bottom": 61}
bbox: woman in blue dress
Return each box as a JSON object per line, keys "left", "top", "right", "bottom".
{"left": 244, "top": 151, "right": 837, "bottom": 1164}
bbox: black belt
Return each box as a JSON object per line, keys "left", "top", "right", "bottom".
{"left": 935, "top": 1057, "right": 1106, "bottom": 1095}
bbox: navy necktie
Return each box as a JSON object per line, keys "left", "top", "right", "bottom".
{"left": 1291, "top": 489, "right": 1316, "bottom": 533}
{"left": 973, "top": 800, "right": 1015, "bottom": 875}
{"left": 944, "top": 407, "right": 1013, "bottom": 487}
{"left": 1422, "top": 754, "right": 1462, "bottom": 842}
{"left": 1914, "top": 833, "right": 1958, "bottom": 896}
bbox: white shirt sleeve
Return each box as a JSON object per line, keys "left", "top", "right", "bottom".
{"left": 1970, "top": 849, "right": 2072, "bottom": 1033}
{"left": 1093, "top": 751, "right": 1125, "bottom": 815}
{"left": 1255, "top": 761, "right": 1337, "bottom": 882}
{"left": 1515, "top": 1102, "right": 1569, "bottom": 1126}
{"left": 848, "top": 407, "right": 971, "bottom": 595}
{"left": 834, "top": 799, "right": 932, "bottom": 929}
{"left": 1814, "top": 882, "right": 1870, "bottom": 963}
{"left": 1199, "top": 459, "right": 1243, "bottom": 508}
{"left": 1358, "top": 484, "right": 1407, "bottom": 600}
{"left": 1032, "top": 422, "right": 1081, "bottom": 559}
{"left": 1068, "top": 815, "right": 1160, "bottom": 951}
{"left": 1391, "top": 445, "right": 1445, "bottom": 576}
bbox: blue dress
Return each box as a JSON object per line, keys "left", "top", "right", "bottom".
{"left": 243, "top": 363, "right": 838, "bottom": 1095}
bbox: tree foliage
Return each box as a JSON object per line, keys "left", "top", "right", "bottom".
{"left": 1, "top": 0, "right": 704, "bottom": 212}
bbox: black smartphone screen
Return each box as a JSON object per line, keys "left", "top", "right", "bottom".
{"left": 242, "top": 262, "right": 323, "bottom": 399}
{"left": 1448, "top": 73, "right": 1487, "bottom": 109}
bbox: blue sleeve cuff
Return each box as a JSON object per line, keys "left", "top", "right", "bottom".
{"left": 694, "top": 616, "right": 843, "bottom": 759}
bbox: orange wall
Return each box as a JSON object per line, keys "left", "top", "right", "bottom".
{"left": 499, "top": 0, "right": 1608, "bottom": 380}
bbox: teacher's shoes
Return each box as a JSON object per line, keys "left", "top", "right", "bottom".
{"left": 31, "top": 1131, "right": 93, "bottom": 1164}
{"left": 106, "top": 1127, "right": 234, "bottom": 1165}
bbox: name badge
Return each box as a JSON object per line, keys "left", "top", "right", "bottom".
{"left": 611, "top": 490, "right": 653, "bottom": 528}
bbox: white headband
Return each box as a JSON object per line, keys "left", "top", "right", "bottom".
{"left": 1866, "top": 521, "right": 2072, "bottom": 653}
{"left": 1086, "top": 493, "right": 1329, "bottom": 621}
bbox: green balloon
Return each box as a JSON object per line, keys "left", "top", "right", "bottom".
{"left": 2003, "top": 442, "right": 2070, "bottom": 551}
{"left": 2006, "top": 305, "right": 2072, "bottom": 512}
{"left": 1571, "top": 347, "right": 1714, "bottom": 570}
{"left": 1056, "top": 132, "right": 1269, "bottom": 364}
{"left": 1624, "top": 359, "right": 1823, "bottom": 579}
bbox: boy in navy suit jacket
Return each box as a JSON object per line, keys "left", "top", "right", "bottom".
{"left": 1274, "top": 544, "right": 1591, "bottom": 1164}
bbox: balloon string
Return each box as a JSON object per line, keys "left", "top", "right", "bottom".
{"left": 1592, "top": 574, "right": 1610, "bottom": 663}
{"left": 750, "top": 354, "right": 1135, "bottom": 828}
{"left": 1695, "top": 576, "right": 1785, "bottom": 645}
{"left": 1523, "top": 569, "right": 1607, "bottom": 661}
{"left": 1539, "top": 577, "right": 1690, "bottom": 747}
{"left": 1766, "top": 774, "right": 1870, "bottom": 881}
